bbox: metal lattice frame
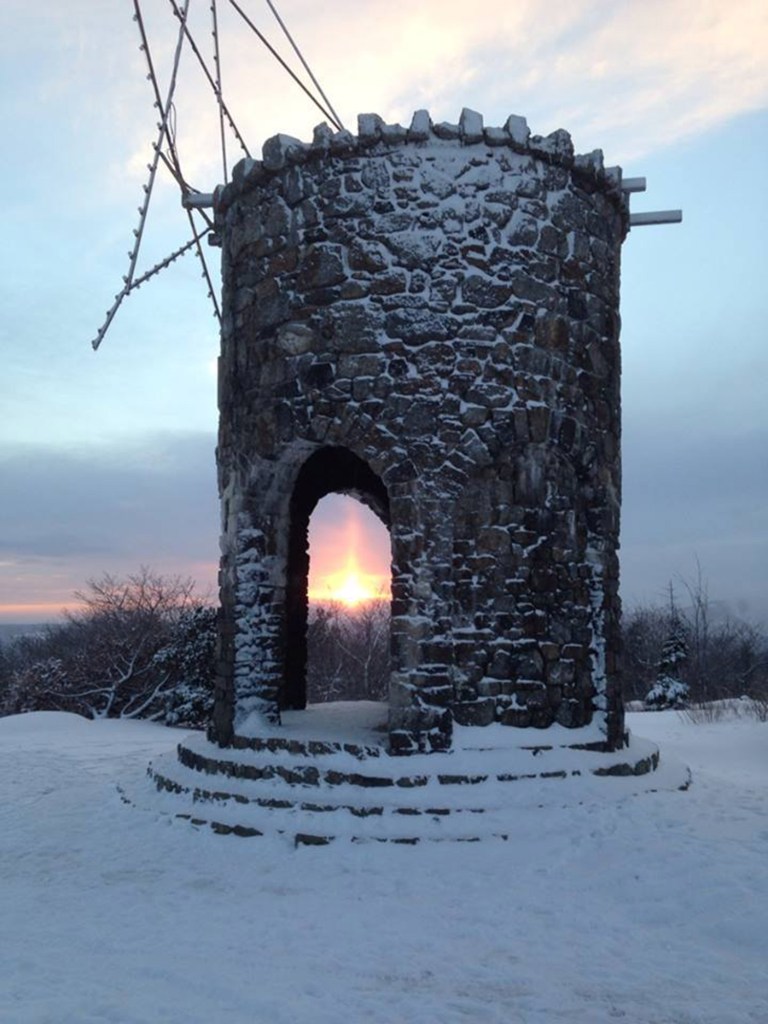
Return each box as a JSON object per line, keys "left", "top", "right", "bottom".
{"left": 92, "top": 0, "right": 343, "bottom": 350}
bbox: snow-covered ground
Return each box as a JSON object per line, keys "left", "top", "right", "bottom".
{"left": 1, "top": 709, "right": 765, "bottom": 1024}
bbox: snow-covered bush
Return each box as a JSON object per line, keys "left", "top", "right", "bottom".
{"left": 644, "top": 615, "right": 689, "bottom": 710}
{"left": 644, "top": 675, "right": 690, "bottom": 710}
{"left": 2, "top": 657, "right": 70, "bottom": 715}
{"left": 156, "top": 605, "right": 217, "bottom": 727}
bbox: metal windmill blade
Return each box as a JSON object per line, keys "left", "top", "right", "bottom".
{"left": 91, "top": 0, "right": 343, "bottom": 351}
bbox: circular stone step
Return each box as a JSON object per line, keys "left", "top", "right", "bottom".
{"left": 117, "top": 717, "right": 692, "bottom": 845}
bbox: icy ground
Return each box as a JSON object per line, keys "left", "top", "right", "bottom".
{"left": 1, "top": 709, "right": 766, "bottom": 1024}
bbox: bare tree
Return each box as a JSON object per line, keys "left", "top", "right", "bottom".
{"left": 306, "top": 604, "right": 348, "bottom": 703}
{"left": 622, "top": 604, "right": 669, "bottom": 703}
{"left": 307, "top": 599, "right": 390, "bottom": 703}
{"left": 54, "top": 569, "right": 198, "bottom": 719}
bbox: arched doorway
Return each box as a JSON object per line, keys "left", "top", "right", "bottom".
{"left": 282, "top": 447, "right": 390, "bottom": 711}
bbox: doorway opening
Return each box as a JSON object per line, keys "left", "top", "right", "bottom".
{"left": 282, "top": 447, "right": 391, "bottom": 712}
{"left": 307, "top": 493, "right": 391, "bottom": 704}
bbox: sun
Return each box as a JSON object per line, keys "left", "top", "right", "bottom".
{"left": 309, "top": 563, "right": 386, "bottom": 608}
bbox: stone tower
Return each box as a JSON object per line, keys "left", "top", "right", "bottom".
{"left": 211, "top": 108, "right": 628, "bottom": 754}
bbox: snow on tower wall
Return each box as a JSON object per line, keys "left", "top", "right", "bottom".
{"left": 211, "top": 109, "right": 628, "bottom": 753}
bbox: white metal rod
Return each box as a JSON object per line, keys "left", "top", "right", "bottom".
{"left": 629, "top": 210, "right": 683, "bottom": 226}
{"left": 621, "top": 177, "right": 647, "bottom": 193}
{"left": 181, "top": 193, "right": 215, "bottom": 209}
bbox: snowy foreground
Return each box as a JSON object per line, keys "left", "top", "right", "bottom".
{"left": 1, "top": 710, "right": 766, "bottom": 1024}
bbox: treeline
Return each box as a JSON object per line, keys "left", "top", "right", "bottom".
{"left": 0, "top": 569, "right": 216, "bottom": 727}
{"left": 0, "top": 570, "right": 391, "bottom": 724}
{"left": 623, "top": 576, "right": 768, "bottom": 711}
{"left": 2, "top": 567, "right": 766, "bottom": 724}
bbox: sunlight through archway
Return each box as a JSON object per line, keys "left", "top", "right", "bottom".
{"left": 308, "top": 495, "right": 390, "bottom": 608}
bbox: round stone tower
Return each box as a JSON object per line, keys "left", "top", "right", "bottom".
{"left": 211, "top": 108, "right": 628, "bottom": 754}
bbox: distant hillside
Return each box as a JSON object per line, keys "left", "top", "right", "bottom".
{"left": 0, "top": 624, "right": 50, "bottom": 644}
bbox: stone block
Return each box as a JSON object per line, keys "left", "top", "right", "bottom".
{"left": 504, "top": 114, "right": 530, "bottom": 147}
{"left": 262, "top": 133, "right": 306, "bottom": 170}
{"left": 484, "top": 126, "right": 509, "bottom": 147}
{"left": 499, "top": 706, "right": 531, "bottom": 728}
{"left": 462, "top": 275, "right": 512, "bottom": 309}
{"left": 357, "top": 112, "right": 385, "bottom": 143}
{"left": 433, "top": 121, "right": 460, "bottom": 140}
{"left": 408, "top": 109, "right": 432, "bottom": 141}
{"left": 381, "top": 122, "right": 408, "bottom": 144}
{"left": 452, "top": 698, "right": 495, "bottom": 726}
{"left": 329, "top": 129, "right": 357, "bottom": 154}
{"left": 276, "top": 322, "right": 315, "bottom": 355}
{"left": 459, "top": 108, "right": 484, "bottom": 143}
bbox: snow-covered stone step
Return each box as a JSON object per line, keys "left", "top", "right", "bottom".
{"left": 174, "top": 728, "right": 663, "bottom": 792}
{"left": 111, "top": 729, "right": 691, "bottom": 846}
{"left": 148, "top": 750, "right": 548, "bottom": 816}
{"left": 218, "top": 731, "right": 384, "bottom": 760}
{"left": 122, "top": 746, "right": 691, "bottom": 845}
{"left": 120, "top": 765, "right": 495, "bottom": 842}
{"left": 115, "top": 714, "right": 691, "bottom": 845}
{"left": 124, "top": 768, "right": 511, "bottom": 843}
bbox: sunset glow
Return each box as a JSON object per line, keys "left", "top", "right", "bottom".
{"left": 307, "top": 496, "right": 390, "bottom": 608}
{"left": 0, "top": 602, "right": 81, "bottom": 625}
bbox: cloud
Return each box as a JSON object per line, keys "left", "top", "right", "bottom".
{"left": 2, "top": 421, "right": 765, "bottom": 625}
{"left": 213, "top": 0, "right": 768, "bottom": 164}
{"left": 15, "top": 0, "right": 765, "bottom": 199}
{"left": 0, "top": 434, "right": 217, "bottom": 556}
{"left": 621, "top": 427, "right": 768, "bottom": 619}
{"left": 0, "top": 434, "right": 220, "bottom": 619}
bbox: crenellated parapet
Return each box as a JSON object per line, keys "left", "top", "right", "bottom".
{"left": 215, "top": 108, "right": 627, "bottom": 218}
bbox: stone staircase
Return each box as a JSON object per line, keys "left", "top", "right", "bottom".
{"left": 120, "top": 703, "right": 690, "bottom": 845}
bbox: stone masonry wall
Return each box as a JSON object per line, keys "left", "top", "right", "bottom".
{"left": 211, "top": 108, "right": 628, "bottom": 753}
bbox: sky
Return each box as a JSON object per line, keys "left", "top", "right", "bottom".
{"left": 1, "top": 0, "right": 766, "bottom": 623}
